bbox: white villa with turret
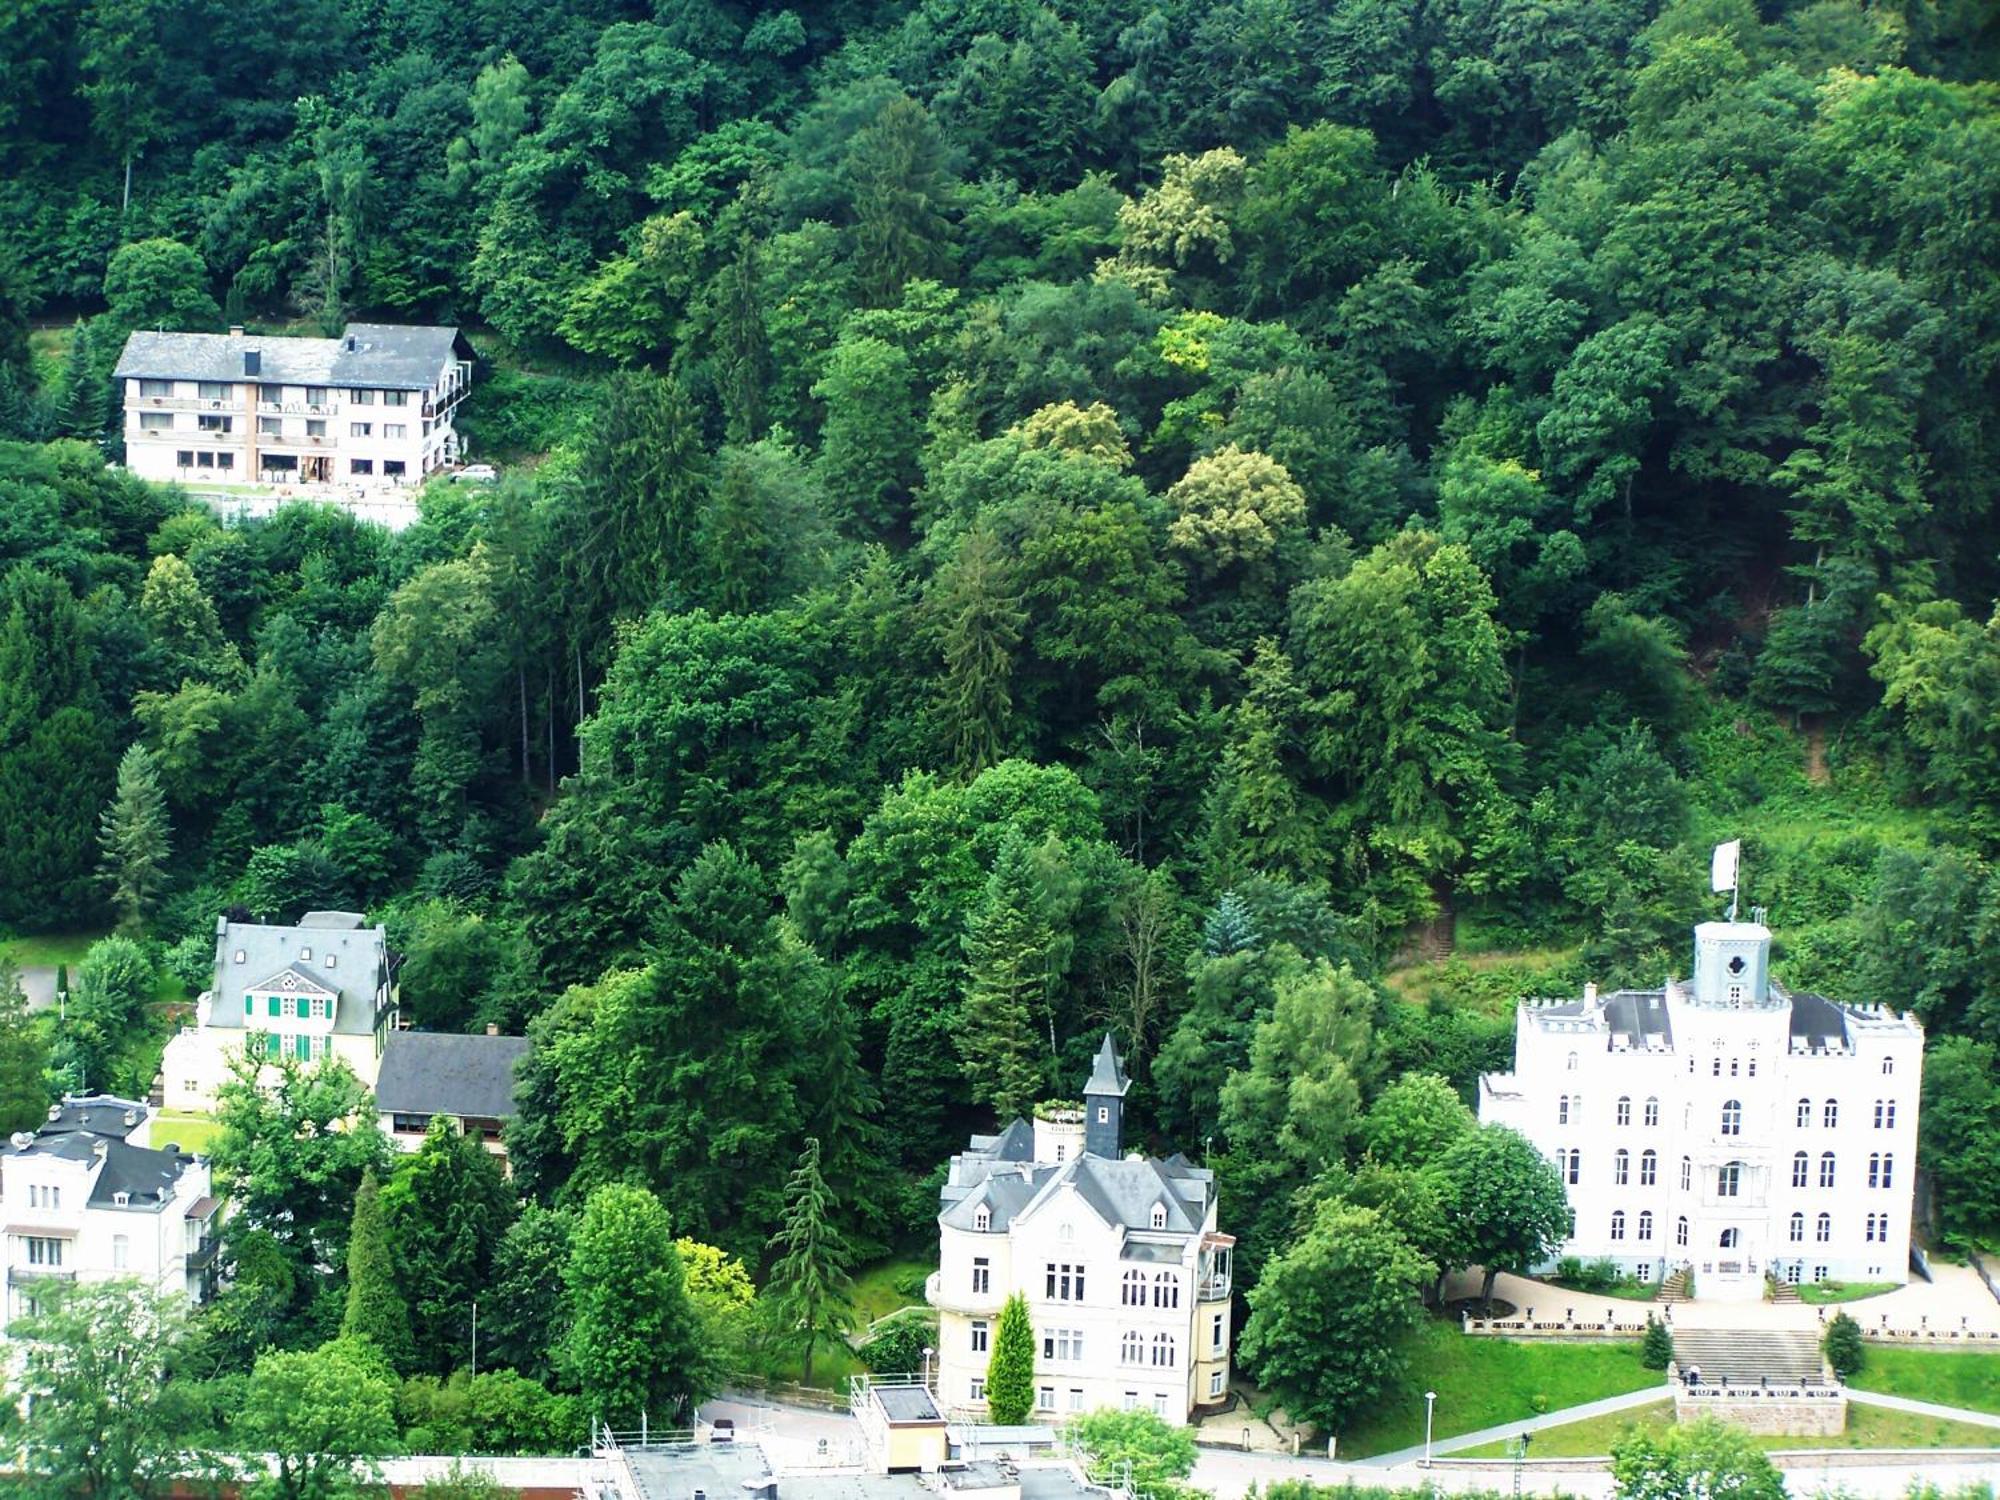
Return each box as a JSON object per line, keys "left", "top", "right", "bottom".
{"left": 1480, "top": 911, "right": 1923, "bottom": 1300}
{"left": 928, "top": 1036, "right": 1234, "bottom": 1426}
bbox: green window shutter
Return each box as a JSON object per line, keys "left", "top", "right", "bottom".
{"left": 295, "top": 1033, "right": 311, "bottom": 1061}
{"left": 244, "top": 993, "right": 254, "bottom": 1015}
{"left": 268, "top": 996, "right": 280, "bottom": 1017}
{"left": 265, "top": 1032, "right": 280, "bottom": 1058}
{"left": 297, "top": 997, "right": 310, "bottom": 1020}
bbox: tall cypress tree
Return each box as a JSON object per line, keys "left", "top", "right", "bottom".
{"left": 341, "top": 1169, "right": 415, "bottom": 1373}
{"left": 985, "top": 1293, "right": 1034, "bottom": 1425}
{"left": 763, "top": 1137, "right": 855, "bottom": 1386}
{"left": 97, "top": 743, "right": 170, "bottom": 934}
{"left": 957, "top": 830, "right": 1051, "bottom": 1120}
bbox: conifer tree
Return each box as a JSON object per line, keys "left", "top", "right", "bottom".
{"left": 716, "top": 235, "right": 769, "bottom": 445}
{"left": 957, "top": 830, "right": 1051, "bottom": 1120}
{"left": 1823, "top": 1311, "right": 1865, "bottom": 1377}
{"left": 342, "top": 1168, "right": 415, "bottom": 1373}
{"left": 763, "top": 1136, "right": 855, "bottom": 1386}
{"left": 1202, "top": 891, "right": 1260, "bottom": 957}
{"left": 97, "top": 742, "right": 170, "bottom": 934}
{"left": 932, "top": 525, "right": 1024, "bottom": 776}
{"left": 56, "top": 320, "right": 105, "bottom": 443}
{"left": 0, "top": 961, "right": 50, "bottom": 1135}
{"left": 985, "top": 1293, "right": 1034, "bottom": 1424}
{"left": 1641, "top": 1314, "right": 1674, "bottom": 1370}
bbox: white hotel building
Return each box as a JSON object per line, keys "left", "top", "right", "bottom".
{"left": 1480, "top": 916, "right": 1923, "bottom": 1301}
{"left": 928, "top": 1037, "right": 1234, "bottom": 1425}
{"left": 112, "top": 323, "right": 473, "bottom": 487}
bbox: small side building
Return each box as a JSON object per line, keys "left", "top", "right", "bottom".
{"left": 374, "top": 1028, "right": 531, "bottom": 1160}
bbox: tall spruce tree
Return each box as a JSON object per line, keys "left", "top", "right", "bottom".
{"left": 957, "top": 829, "right": 1052, "bottom": 1120}
{"left": 97, "top": 742, "right": 170, "bottom": 934}
{"left": 932, "top": 526, "right": 1024, "bottom": 776}
{"left": 985, "top": 1292, "right": 1034, "bottom": 1424}
{"left": 341, "top": 1168, "right": 415, "bottom": 1373}
{"left": 383, "top": 1114, "right": 518, "bottom": 1374}
{"left": 56, "top": 320, "right": 105, "bottom": 442}
{"left": 763, "top": 1137, "right": 855, "bottom": 1386}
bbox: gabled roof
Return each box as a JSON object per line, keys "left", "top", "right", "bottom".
{"left": 210, "top": 915, "right": 391, "bottom": 1036}
{"left": 374, "top": 1031, "right": 531, "bottom": 1121}
{"left": 113, "top": 324, "right": 466, "bottom": 391}
{"left": 1084, "top": 1033, "right": 1130, "bottom": 1098}
{"left": 1013, "top": 1154, "right": 1210, "bottom": 1236}
{"left": 966, "top": 1118, "right": 1036, "bottom": 1162}
{"left": 248, "top": 963, "right": 338, "bottom": 998}
{"left": 35, "top": 1094, "right": 149, "bottom": 1143}
{"left": 6, "top": 1129, "right": 194, "bottom": 1212}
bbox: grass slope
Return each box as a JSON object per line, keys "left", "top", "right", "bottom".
{"left": 1335, "top": 1320, "right": 1658, "bottom": 1457}
{"left": 0, "top": 931, "right": 101, "bottom": 969}
{"left": 1848, "top": 1348, "right": 2000, "bottom": 1416}
{"left": 1457, "top": 1399, "right": 2000, "bottom": 1456}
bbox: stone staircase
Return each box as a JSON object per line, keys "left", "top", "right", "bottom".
{"left": 1768, "top": 1277, "right": 1801, "bottom": 1305}
{"left": 1668, "top": 1328, "right": 1827, "bottom": 1385}
{"left": 1657, "top": 1268, "right": 1693, "bottom": 1304}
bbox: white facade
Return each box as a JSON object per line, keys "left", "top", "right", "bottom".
{"left": 113, "top": 324, "right": 471, "bottom": 488}
{"left": 2, "top": 1098, "right": 218, "bottom": 1330}
{"left": 927, "top": 1039, "right": 1233, "bottom": 1426}
{"left": 1480, "top": 919, "right": 1924, "bottom": 1301}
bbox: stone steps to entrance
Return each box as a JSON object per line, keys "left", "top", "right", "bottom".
{"left": 1669, "top": 1327, "right": 1825, "bottom": 1384}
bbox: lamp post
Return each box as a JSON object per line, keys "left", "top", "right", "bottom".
{"left": 922, "top": 1345, "right": 935, "bottom": 1394}
{"left": 1424, "top": 1390, "right": 1437, "bottom": 1468}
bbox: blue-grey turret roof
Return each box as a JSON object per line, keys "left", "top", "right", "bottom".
{"left": 1084, "top": 1033, "right": 1130, "bottom": 1097}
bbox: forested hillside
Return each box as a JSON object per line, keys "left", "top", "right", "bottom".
{"left": 4, "top": 0, "right": 2000, "bottom": 1411}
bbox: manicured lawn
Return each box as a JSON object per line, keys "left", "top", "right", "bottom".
{"left": 1849, "top": 1347, "right": 2000, "bottom": 1416}
{"left": 149, "top": 1110, "right": 224, "bottom": 1154}
{"left": 1796, "top": 1281, "right": 1899, "bottom": 1304}
{"left": 0, "top": 931, "right": 101, "bottom": 969}
{"left": 1334, "top": 1319, "right": 1659, "bottom": 1457}
{"left": 1457, "top": 1399, "right": 2000, "bottom": 1456}
{"left": 851, "top": 1256, "right": 935, "bottom": 1327}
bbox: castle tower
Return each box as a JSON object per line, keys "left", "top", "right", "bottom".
{"left": 1691, "top": 920, "right": 1774, "bottom": 1009}
{"left": 1083, "top": 1033, "right": 1130, "bottom": 1158}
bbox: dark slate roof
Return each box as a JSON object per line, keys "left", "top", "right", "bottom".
{"left": 940, "top": 1167, "right": 1045, "bottom": 1231}
{"left": 1084, "top": 1033, "right": 1130, "bottom": 1097}
{"left": 7, "top": 1131, "right": 191, "bottom": 1211}
{"left": 374, "top": 1031, "right": 531, "bottom": 1121}
{"left": 114, "top": 324, "right": 464, "bottom": 390}
{"left": 966, "top": 1118, "right": 1036, "bottom": 1162}
{"left": 36, "top": 1094, "right": 149, "bottom": 1142}
{"left": 1788, "top": 990, "right": 1850, "bottom": 1049}
{"left": 211, "top": 915, "right": 389, "bottom": 1035}
{"left": 1604, "top": 989, "right": 1674, "bottom": 1049}
{"left": 874, "top": 1386, "right": 943, "bottom": 1422}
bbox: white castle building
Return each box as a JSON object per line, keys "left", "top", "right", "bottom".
{"left": 928, "top": 1037, "right": 1234, "bottom": 1425}
{"left": 1480, "top": 914, "right": 1923, "bottom": 1301}
{"left": 112, "top": 323, "right": 472, "bottom": 487}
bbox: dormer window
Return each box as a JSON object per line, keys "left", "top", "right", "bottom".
{"left": 113, "top": 1191, "right": 130, "bottom": 1206}
{"left": 974, "top": 1205, "right": 991, "bottom": 1232}
{"left": 1150, "top": 1203, "right": 1167, "bottom": 1230}
{"left": 233, "top": 949, "right": 245, "bottom": 964}
{"left": 300, "top": 947, "right": 312, "bottom": 961}
{"left": 325, "top": 954, "right": 337, "bottom": 969}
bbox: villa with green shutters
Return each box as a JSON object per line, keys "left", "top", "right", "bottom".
{"left": 158, "top": 911, "right": 401, "bottom": 1112}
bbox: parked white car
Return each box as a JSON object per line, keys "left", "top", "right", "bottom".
{"left": 455, "top": 463, "right": 499, "bottom": 482}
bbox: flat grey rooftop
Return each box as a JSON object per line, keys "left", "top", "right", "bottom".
{"left": 874, "top": 1386, "right": 943, "bottom": 1423}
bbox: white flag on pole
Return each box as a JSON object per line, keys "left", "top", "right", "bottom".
{"left": 1711, "top": 839, "right": 1741, "bottom": 894}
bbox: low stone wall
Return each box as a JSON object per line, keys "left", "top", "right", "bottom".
{"left": 1462, "top": 1313, "right": 1649, "bottom": 1338}
{"left": 1672, "top": 1387, "right": 1846, "bottom": 1437}
{"left": 1857, "top": 1322, "right": 2000, "bottom": 1346}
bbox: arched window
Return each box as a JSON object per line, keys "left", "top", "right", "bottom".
{"left": 974, "top": 1205, "right": 991, "bottom": 1232}
{"left": 1868, "top": 1153, "right": 1882, "bottom": 1188}
{"left": 1640, "top": 1149, "right": 1657, "bottom": 1186}
{"left": 1720, "top": 1099, "right": 1742, "bottom": 1136}
{"left": 1059, "top": 1222, "right": 1075, "bottom": 1244}
{"left": 1638, "top": 1210, "right": 1653, "bottom": 1241}
{"left": 1614, "top": 1149, "right": 1630, "bottom": 1186}
{"left": 1878, "top": 1153, "right": 1894, "bottom": 1189}
{"left": 1797, "top": 1098, "right": 1811, "bottom": 1128}
{"left": 1816, "top": 1212, "right": 1832, "bottom": 1242}
{"left": 1644, "top": 1097, "right": 1660, "bottom": 1127}
{"left": 1122, "top": 1269, "right": 1147, "bottom": 1307}
{"left": 1153, "top": 1272, "right": 1179, "bottom": 1309}
{"left": 1121, "top": 1330, "right": 1145, "bottom": 1365}
{"left": 1616, "top": 1097, "right": 1631, "bottom": 1126}
{"left": 1151, "top": 1332, "right": 1175, "bottom": 1368}
{"left": 1558, "top": 1095, "right": 1570, "bottom": 1125}
{"left": 1567, "top": 1052, "right": 1579, "bottom": 1071}
{"left": 1873, "top": 1100, "right": 1896, "bottom": 1130}
{"left": 1680, "top": 1156, "right": 1692, "bottom": 1192}
{"left": 1564, "top": 1149, "right": 1581, "bottom": 1185}
{"left": 1747, "top": 1059, "right": 1757, "bottom": 1077}
{"left": 1719, "top": 1228, "right": 1739, "bottom": 1249}
{"left": 1792, "top": 1151, "right": 1809, "bottom": 1188}
{"left": 1882, "top": 1056, "right": 1895, "bottom": 1075}
{"left": 1820, "top": 1152, "right": 1836, "bottom": 1188}
{"left": 1718, "top": 1162, "right": 1743, "bottom": 1198}
{"left": 1676, "top": 1216, "right": 1689, "bottom": 1248}
{"left": 1823, "top": 1099, "right": 1838, "bottom": 1128}
{"left": 1789, "top": 1212, "right": 1805, "bottom": 1243}
{"left": 1610, "top": 1211, "right": 1627, "bottom": 1241}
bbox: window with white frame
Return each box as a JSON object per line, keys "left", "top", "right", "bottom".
{"left": 112, "top": 1234, "right": 129, "bottom": 1269}
{"left": 384, "top": 423, "right": 407, "bottom": 440}
{"left": 1151, "top": 1333, "right": 1175, "bottom": 1368}
{"left": 140, "top": 411, "right": 173, "bottom": 430}
{"left": 1640, "top": 1149, "right": 1657, "bottom": 1186}
{"left": 1824, "top": 1099, "right": 1838, "bottom": 1128}
{"left": 140, "top": 378, "right": 172, "bottom": 397}
{"left": 1717, "top": 1162, "right": 1742, "bottom": 1198}
{"left": 1638, "top": 1210, "right": 1653, "bottom": 1241}
{"left": 1874, "top": 1100, "right": 1895, "bottom": 1129}
{"left": 1797, "top": 1097, "right": 1811, "bottom": 1127}
{"left": 1122, "top": 1269, "right": 1147, "bottom": 1306}
{"left": 970, "top": 1378, "right": 986, "bottom": 1402}
{"left": 1212, "top": 1312, "right": 1225, "bottom": 1351}
{"left": 1644, "top": 1097, "right": 1659, "bottom": 1126}
{"left": 971, "top": 1320, "right": 989, "bottom": 1353}
{"left": 1616, "top": 1096, "right": 1631, "bottom": 1126}
{"left": 1153, "top": 1272, "right": 1179, "bottom": 1308}
{"left": 1037, "top": 1386, "right": 1055, "bottom": 1411}
{"left": 1557, "top": 1094, "right": 1570, "bottom": 1125}
{"left": 1676, "top": 1216, "right": 1689, "bottom": 1247}
{"left": 1816, "top": 1212, "right": 1832, "bottom": 1242}
{"left": 1210, "top": 1370, "right": 1226, "bottom": 1398}
{"left": 1610, "top": 1210, "right": 1626, "bottom": 1241}
{"left": 1881, "top": 1057, "right": 1894, "bottom": 1075}
{"left": 26, "top": 1237, "right": 62, "bottom": 1266}
{"left": 972, "top": 1257, "right": 990, "bottom": 1295}
{"left": 1789, "top": 1212, "right": 1804, "bottom": 1242}
{"left": 1042, "top": 1329, "right": 1084, "bottom": 1362}
{"left": 1564, "top": 1149, "right": 1580, "bottom": 1185}
{"left": 1122, "top": 1392, "right": 1139, "bottom": 1412}
{"left": 973, "top": 1206, "right": 990, "bottom": 1231}
{"left": 1068, "top": 1389, "right": 1084, "bottom": 1412}
{"left": 1566, "top": 1052, "right": 1578, "bottom": 1071}
{"left": 1614, "top": 1149, "right": 1629, "bottom": 1185}
{"left": 1121, "top": 1330, "right": 1145, "bottom": 1365}
{"left": 1151, "top": 1393, "right": 1169, "bottom": 1418}
{"left": 1720, "top": 1098, "right": 1742, "bottom": 1136}
{"left": 1820, "top": 1152, "right": 1836, "bottom": 1188}
{"left": 1680, "top": 1156, "right": 1692, "bottom": 1191}
{"left": 1792, "top": 1151, "right": 1809, "bottom": 1188}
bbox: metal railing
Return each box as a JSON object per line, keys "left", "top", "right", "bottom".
{"left": 8, "top": 1266, "right": 77, "bottom": 1285}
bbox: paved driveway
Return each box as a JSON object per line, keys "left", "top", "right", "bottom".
{"left": 16, "top": 966, "right": 57, "bottom": 1013}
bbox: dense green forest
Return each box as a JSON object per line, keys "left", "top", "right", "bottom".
{"left": 4, "top": 0, "right": 2000, "bottom": 1447}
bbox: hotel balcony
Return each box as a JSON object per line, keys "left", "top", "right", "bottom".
{"left": 8, "top": 1266, "right": 77, "bottom": 1286}
{"left": 926, "top": 1270, "right": 1003, "bottom": 1315}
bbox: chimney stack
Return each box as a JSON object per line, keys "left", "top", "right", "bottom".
{"left": 228, "top": 324, "right": 244, "bottom": 337}
{"left": 486, "top": 1023, "right": 499, "bottom": 1036}
{"left": 1584, "top": 982, "right": 1598, "bottom": 1005}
